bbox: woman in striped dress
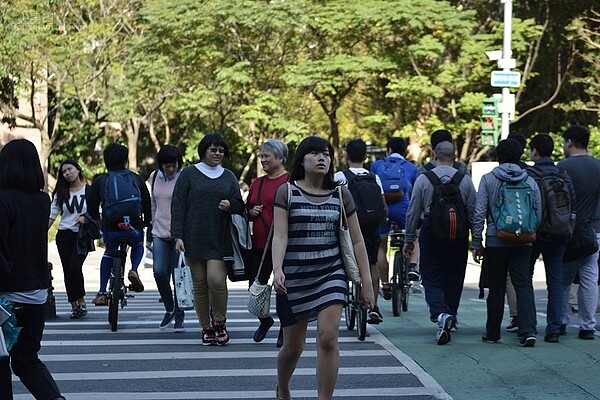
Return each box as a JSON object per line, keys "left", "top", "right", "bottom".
{"left": 272, "top": 136, "right": 374, "bottom": 400}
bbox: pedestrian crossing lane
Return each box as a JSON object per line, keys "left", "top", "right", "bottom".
{"left": 14, "top": 290, "right": 450, "bottom": 399}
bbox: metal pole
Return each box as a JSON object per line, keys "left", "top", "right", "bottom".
{"left": 500, "top": 0, "right": 512, "bottom": 140}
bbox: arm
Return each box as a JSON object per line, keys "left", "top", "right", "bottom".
{"left": 272, "top": 185, "right": 289, "bottom": 294}
{"left": 347, "top": 211, "right": 374, "bottom": 309}
{"left": 471, "top": 177, "right": 489, "bottom": 263}
{"left": 138, "top": 173, "right": 152, "bottom": 227}
{"left": 87, "top": 176, "right": 102, "bottom": 221}
{"left": 48, "top": 195, "right": 59, "bottom": 229}
{"left": 171, "top": 169, "right": 189, "bottom": 252}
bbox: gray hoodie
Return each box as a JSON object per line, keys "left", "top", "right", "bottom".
{"left": 472, "top": 163, "right": 542, "bottom": 249}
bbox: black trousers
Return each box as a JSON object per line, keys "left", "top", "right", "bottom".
{"left": 56, "top": 229, "right": 87, "bottom": 303}
{"left": 0, "top": 303, "right": 63, "bottom": 400}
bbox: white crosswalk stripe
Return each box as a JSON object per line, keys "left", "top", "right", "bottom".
{"left": 13, "top": 290, "right": 450, "bottom": 400}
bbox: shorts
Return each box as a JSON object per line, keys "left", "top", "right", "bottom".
{"left": 362, "top": 229, "right": 381, "bottom": 265}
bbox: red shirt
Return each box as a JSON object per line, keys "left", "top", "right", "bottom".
{"left": 246, "top": 173, "right": 289, "bottom": 249}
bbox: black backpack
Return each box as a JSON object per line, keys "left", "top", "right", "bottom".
{"left": 527, "top": 166, "right": 575, "bottom": 243}
{"left": 102, "top": 170, "right": 142, "bottom": 225}
{"left": 424, "top": 171, "right": 468, "bottom": 242}
{"left": 342, "top": 170, "right": 386, "bottom": 232}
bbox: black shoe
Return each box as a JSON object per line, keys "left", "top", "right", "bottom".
{"left": 544, "top": 333, "right": 559, "bottom": 343}
{"left": 559, "top": 324, "right": 567, "bottom": 336}
{"left": 381, "top": 284, "right": 392, "bottom": 301}
{"left": 367, "top": 306, "right": 383, "bottom": 325}
{"left": 407, "top": 263, "right": 419, "bottom": 281}
{"left": 578, "top": 330, "right": 595, "bottom": 340}
{"left": 78, "top": 303, "right": 87, "bottom": 318}
{"left": 276, "top": 328, "right": 283, "bottom": 348}
{"left": 253, "top": 316, "right": 274, "bottom": 343}
{"left": 519, "top": 335, "right": 536, "bottom": 347}
{"left": 69, "top": 309, "right": 80, "bottom": 319}
{"left": 482, "top": 335, "right": 500, "bottom": 344}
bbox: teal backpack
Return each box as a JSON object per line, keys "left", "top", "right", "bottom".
{"left": 492, "top": 178, "right": 537, "bottom": 243}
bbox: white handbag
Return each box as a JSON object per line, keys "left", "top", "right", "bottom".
{"left": 338, "top": 186, "right": 361, "bottom": 283}
{"left": 174, "top": 252, "right": 195, "bottom": 311}
{"left": 247, "top": 225, "right": 273, "bottom": 318}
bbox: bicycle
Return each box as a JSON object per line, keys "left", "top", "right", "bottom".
{"left": 388, "top": 225, "right": 411, "bottom": 317}
{"left": 107, "top": 237, "right": 130, "bottom": 332}
{"left": 344, "top": 279, "right": 367, "bottom": 341}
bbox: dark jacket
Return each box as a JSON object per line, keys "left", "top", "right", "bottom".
{"left": 77, "top": 213, "right": 101, "bottom": 256}
{"left": 0, "top": 189, "right": 51, "bottom": 292}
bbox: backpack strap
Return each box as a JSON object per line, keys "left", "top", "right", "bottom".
{"left": 341, "top": 169, "right": 355, "bottom": 184}
{"left": 451, "top": 171, "right": 465, "bottom": 185}
{"left": 151, "top": 170, "right": 159, "bottom": 194}
{"left": 424, "top": 162, "right": 435, "bottom": 171}
{"left": 424, "top": 170, "right": 442, "bottom": 187}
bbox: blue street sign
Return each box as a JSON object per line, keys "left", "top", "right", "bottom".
{"left": 490, "top": 71, "right": 521, "bottom": 87}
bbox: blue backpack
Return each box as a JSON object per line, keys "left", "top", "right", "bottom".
{"left": 376, "top": 157, "right": 410, "bottom": 203}
{"left": 492, "top": 178, "right": 537, "bottom": 243}
{"left": 102, "top": 170, "right": 142, "bottom": 224}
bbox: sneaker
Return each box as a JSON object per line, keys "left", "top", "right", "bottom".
{"left": 367, "top": 306, "right": 383, "bottom": 325}
{"left": 128, "top": 270, "right": 144, "bottom": 292}
{"left": 69, "top": 309, "right": 80, "bottom": 319}
{"left": 544, "top": 333, "right": 559, "bottom": 343}
{"left": 174, "top": 321, "right": 185, "bottom": 333}
{"left": 213, "top": 321, "right": 230, "bottom": 345}
{"left": 578, "top": 330, "right": 595, "bottom": 340}
{"left": 253, "top": 316, "right": 274, "bottom": 343}
{"left": 78, "top": 303, "right": 87, "bottom": 318}
{"left": 450, "top": 318, "right": 458, "bottom": 333}
{"left": 159, "top": 312, "right": 174, "bottom": 330}
{"left": 92, "top": 292, "right": 108, "bottom": 306}
{"left": 559, "top": 324, "right": 567, "bottom": 336}
{"left": 436, "top": 313, "right": 454, "bottom": 345}
{"left": 407, "top": 263, "right": 420, "bottom": 281}
{"left": 506, "top": 317, "right": 519, "bottom": 332}
{"left": 519, "top": 335, "right": 536, "bottom": 347}
{"left": 381, "top": 284, "right": 392, "bottom": 301}
{"left": 201, "top": 327, "right": 217, "bottom": 345}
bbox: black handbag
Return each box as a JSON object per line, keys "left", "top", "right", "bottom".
{"left": 564, "top": 218, "right": 598, "bottom": 263}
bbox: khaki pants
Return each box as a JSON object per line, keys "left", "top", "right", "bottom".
{"left": 187, "top": 258, "right": 229, "bottom": 329}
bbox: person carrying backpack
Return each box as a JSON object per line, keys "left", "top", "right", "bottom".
{"left": 334, "top": 139, "right": 387, "bottom": 324}
{"left": 472, "top": 139, "right": 542, "bottom": 347}
{"left": 370, "top": 137, "right": 418, "bottom": 301}
{"left": 403, "top": 142, "right": 476, "bottom": 345}
{"left": 525, "top": 134, "right": 576, "bottom": 343}
{"left": 87, "top": 143, "right": 152, "bottom": 306}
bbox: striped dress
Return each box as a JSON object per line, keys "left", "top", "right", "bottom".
{"left": 275, "top": 183, "right": 351, "bottom": 327}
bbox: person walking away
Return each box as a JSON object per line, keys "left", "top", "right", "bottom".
{"left": 370, "top": 137, "right": 417, "bottom": 299}
{"left": 525, "top": 134, "right": 576, "bottom": 343}
{"left": 471, "top": 139, "right": 541, "bottom": 346}
{"left": 0, "top": 139, "right": 66, "bottom": 400}
{"left": 558, "top": 125, "right": 600, "bottom": 340}
{"left": 147, "top": 145, "right": 186, "bottom": 332}
{"left": 272, "top": 136, "right": 374, "bottom": 400}
{"left": 87, "top": 143, "right": 151, "bottom": 306}
{"left": 334, "top": 139, "right": 387, "bottom": 324}
{"left": 171, "top": 133, "right": 245, "bottom": 345}
{"left": 246, "top": 139, "right": 289, "bottom": 344}
{"left": 48, "top": 159, "right": 92, "bottom": 319}
{"left": 404, "top": 142, "right": 476, "bottom": 344}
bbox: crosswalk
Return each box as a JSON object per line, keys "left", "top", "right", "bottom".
{"left": 13, "top": 290, "right": 451, "bottom": 400}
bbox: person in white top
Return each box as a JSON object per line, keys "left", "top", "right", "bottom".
{"left": 48, "top": 159, "right": 90, "bottom": 319}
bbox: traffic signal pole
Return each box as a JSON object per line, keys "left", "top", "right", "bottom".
{"left": 500, "top": 0, "right": 513, "bottom": 140}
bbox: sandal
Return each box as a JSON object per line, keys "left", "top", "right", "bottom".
{"left": 69, "top": 309, "right": 80, "bottom": 319}
{"left": 78, "top": 303, "right": 87, "bottom": 317}
{"left": 275, "top": 385, "right": 291, "bottom": 400}
{"left": 92, "top": 292, "right": 108, "bottom": 306}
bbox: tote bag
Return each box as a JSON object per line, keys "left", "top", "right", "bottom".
{"left": 175, "top": 252, "right": 195, "bottom": 311}
{"left": 338, "top": 187, "right": 361, "bottom": 283}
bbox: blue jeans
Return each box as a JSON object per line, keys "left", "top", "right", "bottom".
{"left": 153, "top": 237, "right": 183, "bottom": 321}
{"left": 99, "top": 230, "right": 144, "bottom": 293}
{"left": 561, "top": 233, "right": 600, "bottom": 332}
{"left": 530, "top": 241, "right": 565, "bottom": 335}
{"left": 0, "top": 303, "right": 63, "bottom": 400}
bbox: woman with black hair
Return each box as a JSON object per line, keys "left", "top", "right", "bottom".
{"left": 48, "top": 159, "right": 90, "bottom": 319}
{"left": 0, "top": 139, "right": 65, "bottom": 400}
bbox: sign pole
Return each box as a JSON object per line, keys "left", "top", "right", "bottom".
{"left": 500, "top": 0, "right": 513, "bottom": 140}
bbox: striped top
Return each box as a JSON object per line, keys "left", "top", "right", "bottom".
{"left": 274, "top": 182, "right": 355, "bottom": 326}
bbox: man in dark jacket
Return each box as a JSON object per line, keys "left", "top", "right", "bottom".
{"left": 526, "top": 134, "right": 576, "bottom": 343}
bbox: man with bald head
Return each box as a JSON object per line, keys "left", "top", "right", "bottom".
{"left": 403, "top": 141, "right": 476, "bottom": 345}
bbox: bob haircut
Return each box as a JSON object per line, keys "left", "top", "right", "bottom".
{"left": 288, "top": 136, "right": 338, "bottom": 190}
{"left": 157, "top": 144, "right": 184, "bottom": 173}
{"left": 197, "top": 133, "right": 230, "bottom": 160}
{"left": 53, "top": 158, "right": 85, "bottom": 208}
{"left": 261, "top": 139, "right": 288, "bottom": 164}
{"left": 0, "top": 139, "right": 44, "bottom": 193}
{"left": 103, "top": 143, "right": 129, "bottom": 171}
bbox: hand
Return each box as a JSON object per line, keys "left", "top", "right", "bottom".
{"left": 472, "top": 248, "right": 485, "bottom": 264}
{"left": 175, "top": 239, "right": 185, "bottom": 253}
{"left": 219, "top": 199, "right": 231, "bottom": 212}
{"left": 273, "top": 270, "right": 287, "bottom": 294}
{"left": 250, "top": 205, "right": 263, "bottom": 217}
{"left": 361, "top": 285, "right": 374, "bottom": 310}
{"left": 403, "top": 242, "right": 414, "bottom": 259}
{"left": 77, "top": 216, "right": 86, "bottom": 225}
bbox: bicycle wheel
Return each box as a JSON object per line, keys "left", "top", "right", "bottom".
{"left": 391, "top": 251, "right": 402, "bottom": 317}
{"left": 345, "top": 281, "right": 356, "bottom": 330}
{"left": 108, "top": 256, "right": 122, "bottom": 332}
{"left": 355, "top": 282, "right": 367, "bottom": 341}
{"left": 401, "top": 262, "right": 410, "bottom": 312}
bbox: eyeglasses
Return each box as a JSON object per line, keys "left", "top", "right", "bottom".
{"left": 162, "top": 163, "right": 178, "bottom": 169}
{"left": 208, "top": 147, "right": 225, "bottom": 154}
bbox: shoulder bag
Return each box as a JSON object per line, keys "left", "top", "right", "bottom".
{"left": 247, "top": 224, "right": 273, "bottom": 318}
{"left": 338, "top": 186, "right": 361, "bottom": 283}
{"left": 175, "top": 252, "right": 195, "bottom": 310}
